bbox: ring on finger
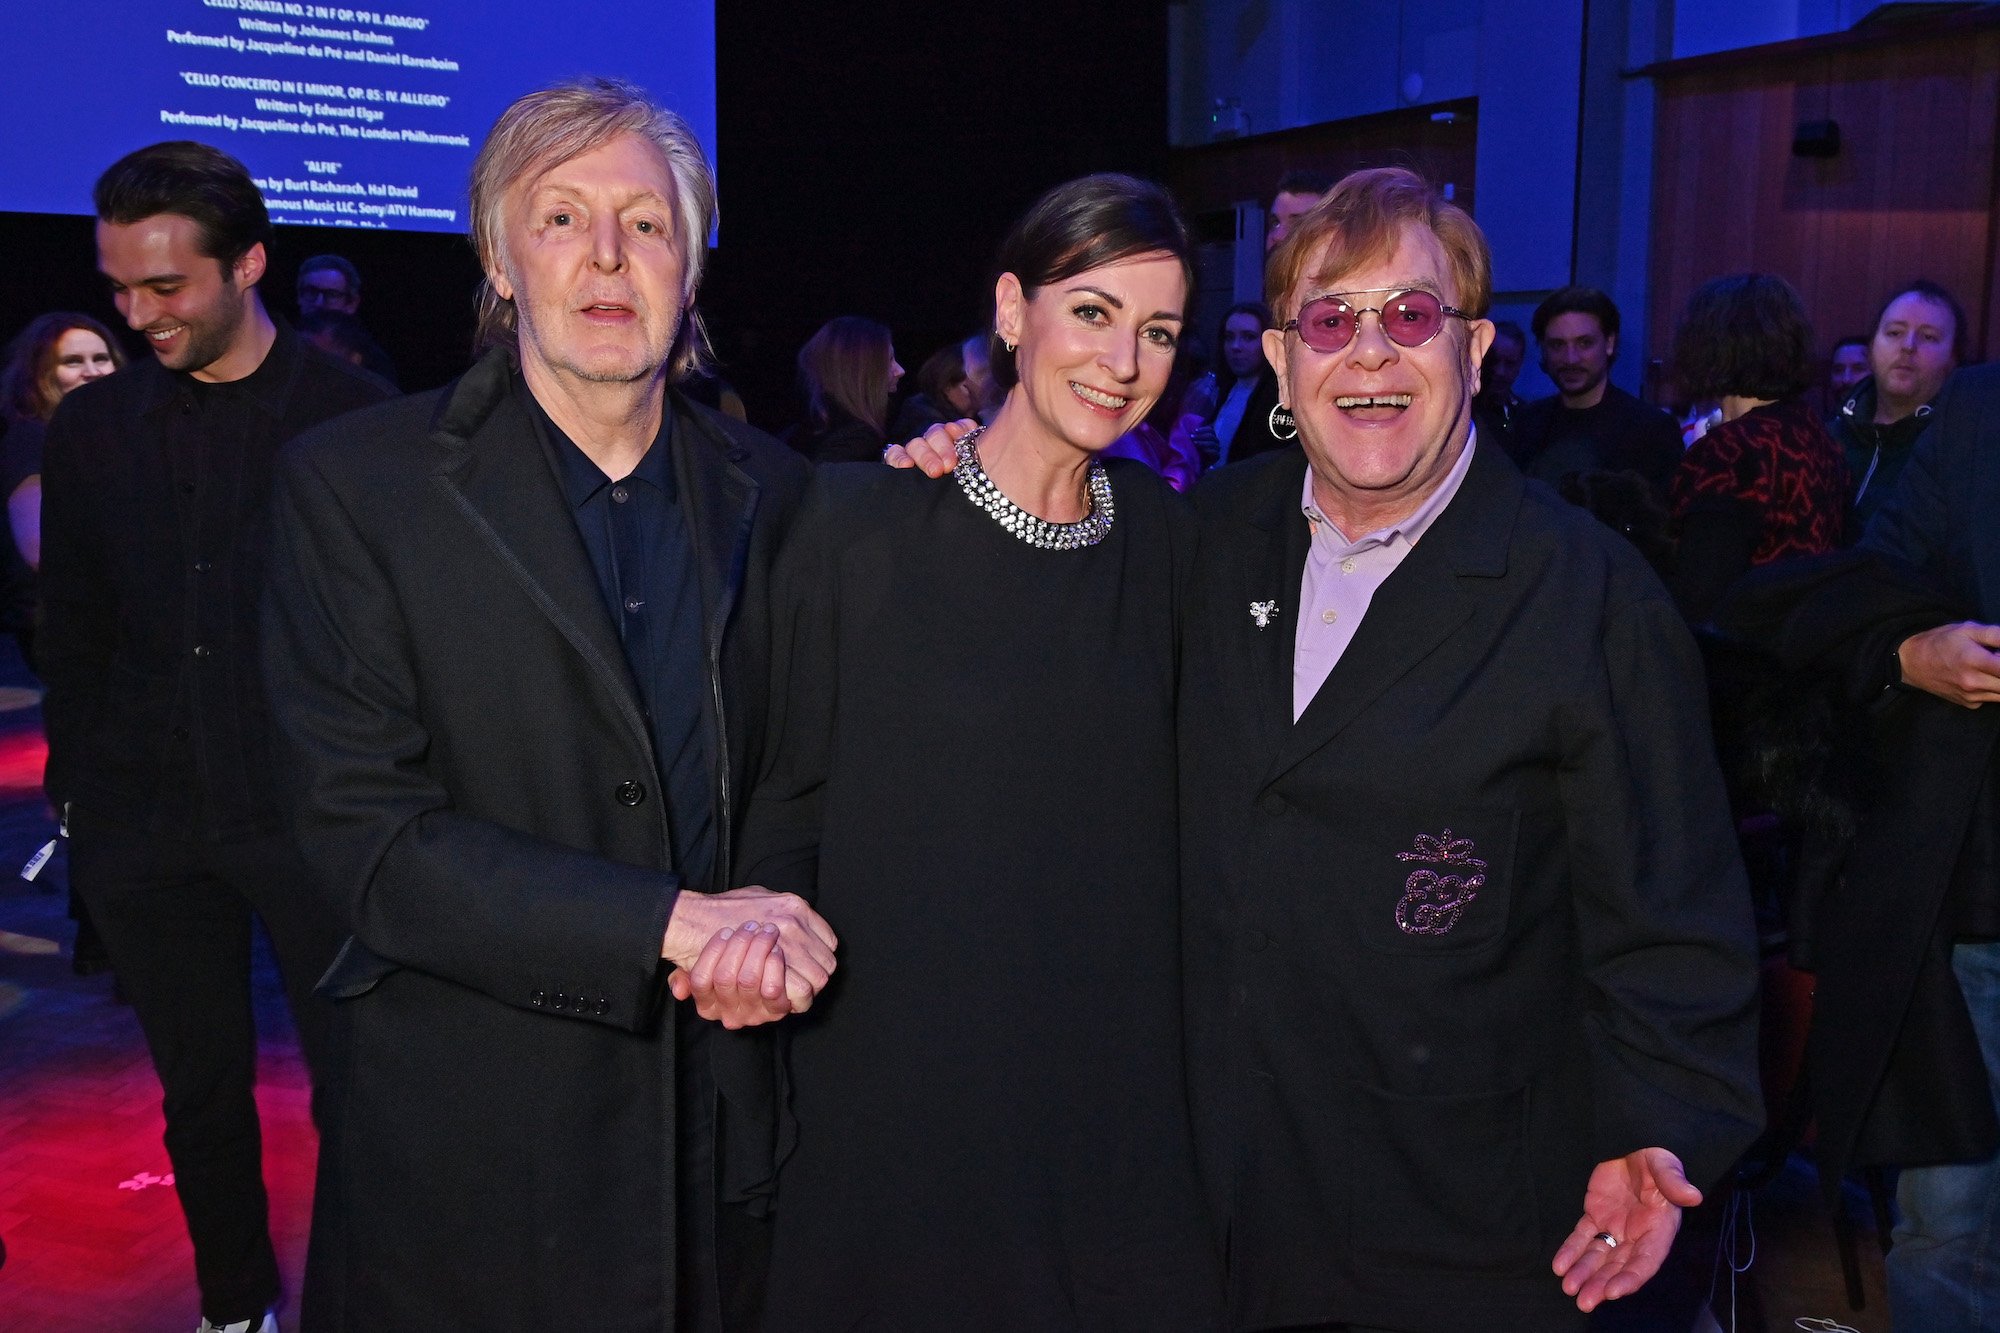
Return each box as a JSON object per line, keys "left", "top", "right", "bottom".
{"left": 1593, "top": 1232, "right": 1619, "bottom": 1249}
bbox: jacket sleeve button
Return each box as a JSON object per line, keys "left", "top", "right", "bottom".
{"left": 530, "top": 990, "right": 546, "bottom": 1007}
{"left": 553, "top": 991, "right": 568, "bottom": 1009}
{"left": 595, "top": 998, "right": 609, "bottom": 1016}
{"left": 615, "top": 780, "right": 646, "bottom": 806}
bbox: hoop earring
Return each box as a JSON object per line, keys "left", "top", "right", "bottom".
{"left": 1002, "top": 338, "right": 1017, "bottom": 354}
{"left": 1268, "top": 403, "right": 1298, "bottom": 440}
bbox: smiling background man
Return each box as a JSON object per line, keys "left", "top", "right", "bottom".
{"left": 1179, "top": 168, "right": 1763, "bottom": 1332}
{"left": 38, "top": 140, "right": 392, "bottom": 1333}
{"left": 259, "top": 79, "right": 828, "bottom": 1332}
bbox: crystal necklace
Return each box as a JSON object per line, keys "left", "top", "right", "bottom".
{"left": 951, "top": 426, "right": 1115, "bottom": 550}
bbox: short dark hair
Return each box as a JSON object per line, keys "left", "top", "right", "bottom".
{"left": 1871, "top": 279, "right": 1967, "bottom": 365}
{"left": 1671, "top": 272, "right": 1816, "bottom": 401}
{"left": 990, "top": 173, "right": 1194, "bottom": 391}
{"left": 1531, "top": 287, "right": 1620, "bottom": 343}
{"left": 1217, "top": 300, "right": 1272, "bottom": 344}
{"left": 298, "top": 254, "right": 361, "bottom": 294}
{"left": 1215, "top": 301, "right": 1273, "bottom": 389}
{"left": 93, "top": 141, "right": 271, "bottom": 275}
{"left": 1831, "top": 335, "right": 1869, "bottom": 356}
{"left": 1491, "top": 319, "right": 1526, "bottom": 349}
{"left": 1274, "top": 168, "right": 1335, "bottom": 199}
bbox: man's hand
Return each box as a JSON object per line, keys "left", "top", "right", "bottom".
{"left": 1551, "top": 1147, "right": 1701, "bottom": 1312}
{"left": 667, "top": 922, "right": 791, "bottom": 1028}
{"left": 662, "top": 886, "right": 838, "bottom": 1013}
{"left": 1897, "top": 621, "right": 2000, "bottom": 707}
{"left": 882, "top": 418, "right": 977, "bottom": 477}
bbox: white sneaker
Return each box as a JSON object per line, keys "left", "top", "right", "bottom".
{"left": 195, "top": 1314, "right": 277, "bottom": 1333}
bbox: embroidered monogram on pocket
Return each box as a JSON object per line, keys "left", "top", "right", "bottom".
{"left": 1394, "top": 828, "right": 1486, "bottom": 936}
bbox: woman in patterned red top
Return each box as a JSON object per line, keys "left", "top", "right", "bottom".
{"left": 1668, "top": 273, "right": 1851, "bottom": 620}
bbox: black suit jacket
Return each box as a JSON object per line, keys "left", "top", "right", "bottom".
{"left": 1180, "top": 440, "right": 1763, "bottom": 1331}
{"left": 261, "top": 347, "right": 807, "bottom": 1329}
{"left": 39, "top": 322, "right": 390, "bottom": 836}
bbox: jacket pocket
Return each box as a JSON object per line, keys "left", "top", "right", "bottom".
{"left": 1341, "top": 808, "right": 1520, "bottom": 957}
{"left": 1345, "top": 1080, "right": 1542, "bottom": 1275}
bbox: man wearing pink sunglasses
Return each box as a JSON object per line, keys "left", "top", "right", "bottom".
{"left": 1178, "top": 168, "right": 1762, "bottom": 1332}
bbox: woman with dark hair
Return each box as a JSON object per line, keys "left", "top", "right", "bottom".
{"left": 1, "top": 312, "right": 124, "bottom": 426}
{"left": 790, "top": 314, "right": 904, "bottom": 463}
{"left": 887, "top": 339, "right": 977, "bottom": 440}
{"left": 1668, "top": 273, "right": 1850, "bottom": 619}
{"left": 1171, "top": 300, "right": 1275, "bottom": 469}
{"left": 734, "top": 172, "right": 1220, "bottom": 1329}
{"left": 0, "top": 313, "right": 126, "bottom": 645}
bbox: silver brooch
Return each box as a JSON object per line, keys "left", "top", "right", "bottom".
{"left": 952, "top": 426, "right": 1114, "bottom": 550}
{"left": 1249, "top": 600, "right": 1278, "bottom": 629}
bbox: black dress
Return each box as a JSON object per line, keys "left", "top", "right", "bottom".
{"left": 742, "top": 457, "right": 1221, "bottom": 1332}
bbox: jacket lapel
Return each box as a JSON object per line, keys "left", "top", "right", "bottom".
{"left": 427, "top": 350, "right": 651, "bottom": 758}
{"left": 670, "top": 395, "right": 759, "bottom": 656}
{"left": 1264, "top": 437, "right": 1519, "bottom": 787}
{"left": 1239, "top": 450, "right": 1313, "bottom": 739}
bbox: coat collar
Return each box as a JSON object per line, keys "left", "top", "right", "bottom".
{"left": 421, "top": 348, "right": 761, "bottom": 757}
{"left": 426, "top": 350, "right": 649, "bottom": 758}
{"left": 1240, "top": 433, "right": 1520, "bottom": 788}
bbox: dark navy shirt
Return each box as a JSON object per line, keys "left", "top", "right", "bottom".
{"left": 528, "top": 385, "right": 716, "bottom": 894}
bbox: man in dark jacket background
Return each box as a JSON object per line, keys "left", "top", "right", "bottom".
{"left": 1830, "top": 279, "right": 1963, "bottom": 529}
{"left": 39, "top": 142, "right": 393, "bottom": 1333}
{"left": 260, "top": 80, "right": 832, "bottom": 1331}
{"left": 1511, "top": 286, "right": 1684, "bottom": 505}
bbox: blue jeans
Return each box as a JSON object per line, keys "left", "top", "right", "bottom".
{"left": 1888, "top": 939, "right": 2000, "bottom": 1333}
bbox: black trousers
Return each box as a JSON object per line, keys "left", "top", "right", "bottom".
{"left": 69, "top": 805, "right": 343, "bottom": 1325}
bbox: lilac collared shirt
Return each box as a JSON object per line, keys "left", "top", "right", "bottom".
{"left": 1292, "top": 434, "right": 1477, "bottom": 720}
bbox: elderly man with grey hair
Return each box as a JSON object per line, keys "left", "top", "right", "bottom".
{"left": 261, "top": 78, "right": 833, "bottom": 1330}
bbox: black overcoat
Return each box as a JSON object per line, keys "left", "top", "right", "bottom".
{"left": 1719, "top": 362, "right": 2000, "bottom": 1178}
{"left": 261, "top": 347, "right": 807, "bottom": 1330}
{"left": 1179, "top": 439, "right": 1764, "bottom": 1332}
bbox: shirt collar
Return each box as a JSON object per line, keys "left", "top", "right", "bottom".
{"left": 1300, "top": 426, "right": 1477, "bottom": 552}
{"left": 526, "top": 380, "right": 676, "bottom": 510}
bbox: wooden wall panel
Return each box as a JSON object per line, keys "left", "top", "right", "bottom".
{"left": 1646, "top": 18, "right": 2000, "bottom": 386}
{"left": 1167, "top": 99, "right": 1480, "bottom": 222}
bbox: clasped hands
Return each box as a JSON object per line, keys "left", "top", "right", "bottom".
{"left": 661, "top": 886, "right": 839, "bottom": 1030}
